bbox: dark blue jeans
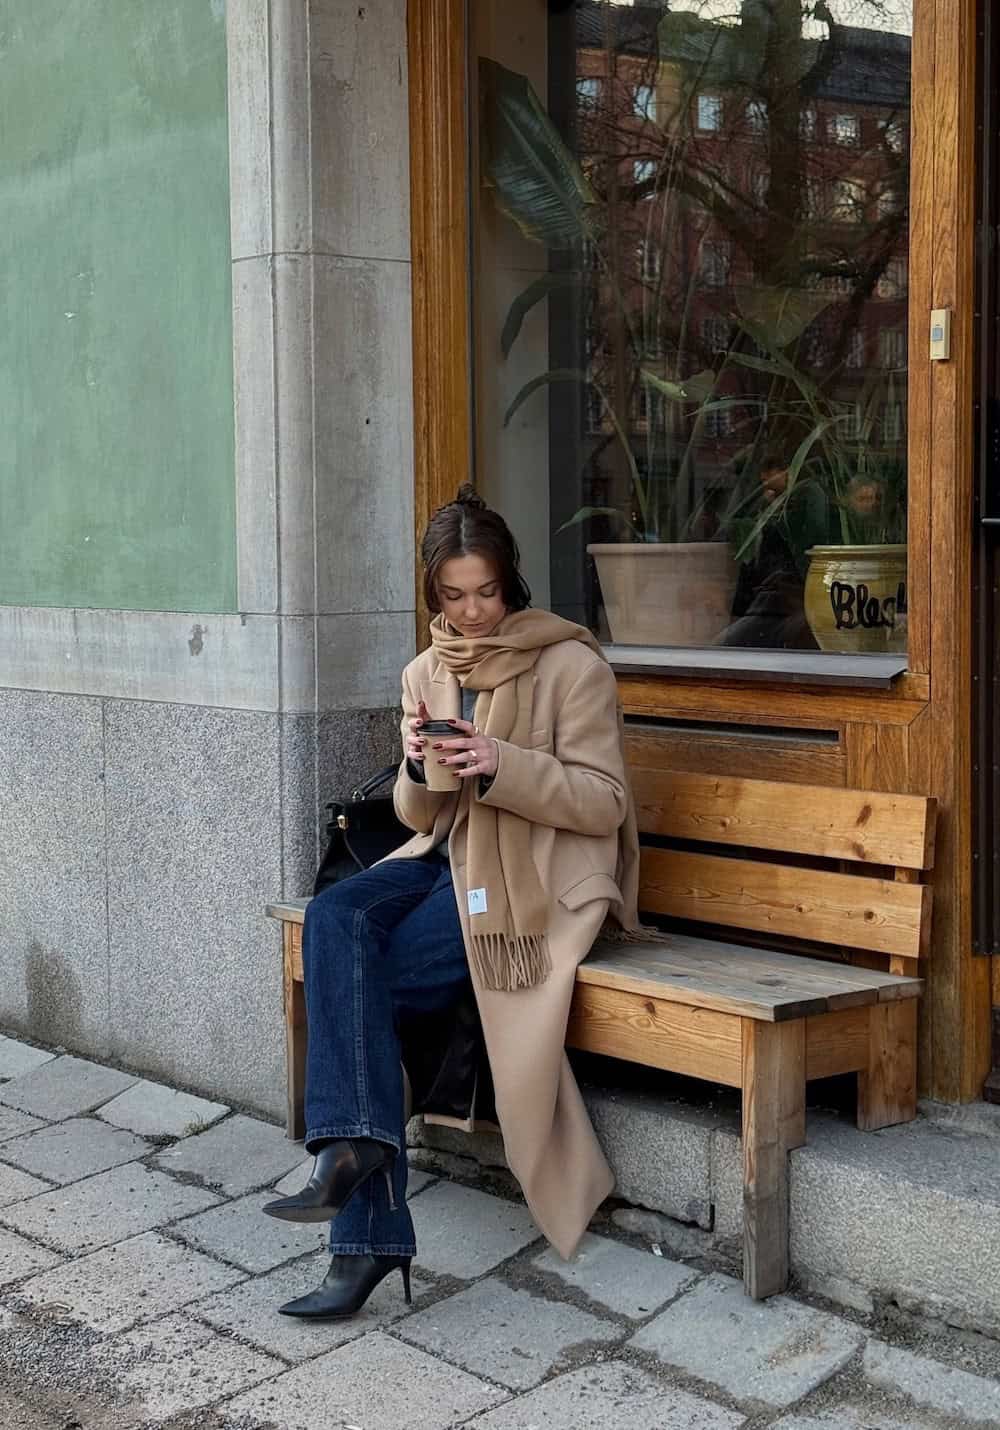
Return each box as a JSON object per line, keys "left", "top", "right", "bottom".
{"left": 301, "top": 854, "right": 469, "bottom": 1256}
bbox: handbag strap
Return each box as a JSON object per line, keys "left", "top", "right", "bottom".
{"left": 349, "top": 763, "right": 398, "bottom": 802}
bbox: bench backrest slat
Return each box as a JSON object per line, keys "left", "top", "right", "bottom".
{"left": 630, "top": 769, "right": 936, "bottom": 871}
{"left": 639, "top": 847, "right": 931, "bottom": 963}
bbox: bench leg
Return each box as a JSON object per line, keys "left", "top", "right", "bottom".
{"left": 857, "top": 999, "right": 917, "bottom": 1131}
{"left": 741, "top": 1018, "right": 806, "bottom": 1301}
{"left": 282, "top": 928, "right": 307, "bottom": 1141}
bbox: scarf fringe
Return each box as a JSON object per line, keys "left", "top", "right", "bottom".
{"left": 469, "top": 932, "right": 552, "bottom": 992}
{"left": 597, "top": 917, "right": 674, "bottom": 947}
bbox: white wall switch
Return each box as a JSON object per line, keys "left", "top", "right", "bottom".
{"left": 930, "top": 308, "right": 951, "bottom": 361}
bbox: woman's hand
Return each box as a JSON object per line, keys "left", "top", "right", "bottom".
{"left": 404, "top": 699, "right": 431, "bottom": 765}
{"left": 433, "top": 718, "right": 499, "bottom": 780}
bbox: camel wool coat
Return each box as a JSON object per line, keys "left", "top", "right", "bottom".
{"left": 387, "top": 636, "right": 638, "bottom": 1260}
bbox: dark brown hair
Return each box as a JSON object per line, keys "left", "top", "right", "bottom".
{"left": 421, "top": 484, "right": 532, "bottom": 615}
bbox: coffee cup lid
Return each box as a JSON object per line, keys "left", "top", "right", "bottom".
{"left": 417, "top": 720, "right": 456, "bottom": 734}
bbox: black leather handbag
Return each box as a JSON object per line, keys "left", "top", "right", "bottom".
{"left": 313, "top": 764, "right": 411, "bottom": 897}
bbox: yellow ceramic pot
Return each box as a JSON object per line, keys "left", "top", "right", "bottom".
{"left": 803, "top": 544, "right": 907, "bottom": 653}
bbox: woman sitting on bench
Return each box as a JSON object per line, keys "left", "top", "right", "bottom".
{"left": 263, "top": 484, "right": 640, "bottom": 1320}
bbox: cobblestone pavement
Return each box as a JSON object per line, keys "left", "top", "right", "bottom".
{"left": 1, "top": 1035, "right": 999, "bottom": 1430}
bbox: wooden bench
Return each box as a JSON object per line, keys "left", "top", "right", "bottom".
{"left": 267, "top": 770, "right": 936, "bottom": 1300}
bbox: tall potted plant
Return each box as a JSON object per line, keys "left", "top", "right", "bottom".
{"left": 482, "top": 57, "right": 741, "bottom": 646}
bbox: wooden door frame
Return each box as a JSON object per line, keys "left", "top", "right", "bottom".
{"left": 406, "top": 0, "right": 988, "bottom": 1100}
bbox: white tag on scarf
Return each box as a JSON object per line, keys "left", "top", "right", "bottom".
{"left": 467, "top": 887, "right": 488, "bottom": 916}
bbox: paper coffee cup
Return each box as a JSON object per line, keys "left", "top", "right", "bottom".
{"left": 417, "top": 720, "right": 462, "bottom": 792}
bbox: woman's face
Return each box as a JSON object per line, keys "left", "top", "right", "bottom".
{"left": 436, "top": 553, "right": 507, "bottom": 637}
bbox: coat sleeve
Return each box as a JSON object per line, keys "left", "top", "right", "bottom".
{"left": 393, "top": 663, "right": 451, "bottom": 835}
{"left": 476, "top": 657, "right": 628, "bottom": 836}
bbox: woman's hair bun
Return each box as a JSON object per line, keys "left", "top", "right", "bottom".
{"left": 454, "top": 482, "right": 486, "bottom": 510}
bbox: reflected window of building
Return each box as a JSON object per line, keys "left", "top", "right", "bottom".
{"left": 831, "top": 111, "right": 861, "bottom": 145}
{"left": 696, "top": 92, "right": 723, "bottom": 132}
{"left": 577, "top": 75, "right": 601, "bottom": 107}
{"left": 747, "top": 100, "right": 768, "bottom": 134}
{"left": 879, "top": 327, "right": 907, "bottom": 369}
{"left": 700, "top": 239, "right": 731, "bottom": 288}
{"left": 634, "top": 83, "right": 656, "bottom": 121}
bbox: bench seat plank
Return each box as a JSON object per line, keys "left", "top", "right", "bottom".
{"left": 267, "top": 899, "right": 309, "bottom": 924}
{"left": 579, "top": 935, "right": 923, "bottom": 1021}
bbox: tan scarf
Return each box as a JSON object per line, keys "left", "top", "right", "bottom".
{"left": 430, "top": 609, "right": 641, "bottom": 992}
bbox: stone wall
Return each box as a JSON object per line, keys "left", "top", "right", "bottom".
{"left": 0, "top": 0, "right": 413, "bottom": 1120}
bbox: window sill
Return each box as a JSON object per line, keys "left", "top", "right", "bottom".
{"left": 604, "top": 645, "right": 910, "bottom": 690}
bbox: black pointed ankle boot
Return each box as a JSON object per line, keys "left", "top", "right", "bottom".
{"left": 262, "top": 1138, "right": 397, "bottom": 1224}
{"left": 278, "top": 1253, "right": 413, "bottom": 1319}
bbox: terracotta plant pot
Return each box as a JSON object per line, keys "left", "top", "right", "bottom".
{"left": 586, "top": 541, "right": 737, "bottom": 646}
{"left": 803, "top": 544, "right": 907, "bottom": 653}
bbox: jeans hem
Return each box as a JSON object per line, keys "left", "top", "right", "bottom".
{"left": 327, "top": 1243, "right": 416, "bottom": 1256}
{"left": 304, "top": 1124, "right": 401, "bottom": 1155}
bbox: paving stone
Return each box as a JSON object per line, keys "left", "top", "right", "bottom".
{"left": 15, "top": 1231, "right": 244, "bottom": 1333}
{"left": 0, "top": 1106, "right": 46, "bottom": 1144}
{"left": 0, "top": 1055, "right": 137, "bottom": 1119}
{"left": 223, "top": 1329, "right": 506, "bottom": 1429}
{"left": 407, "top": 1167, "right": 436, "bottom": 1197}
{"left": 151, "top": 1113, "right": 303, "bottom": 1195}
{"left": 863, "top": 1338, "right": 1000, "bottom": 1424}
{"left": 1, "top": 1161, "right": 220, "bottom": 1254}
{"left": 0, "top": 1385, "right": 63, "bottom": 1429}
{"left": 408, "top": 1181, "right": 540, "bottom": 1278}
{"left": 533, "top": 1232, "right": 698, "bottom": 1320}
{"left": 192, "top": 1249, "right": 430, "bottom": 1363}
{"left": 466, "top": 1361, "right": 746, "bottom": 1429}
{"left": 0, "top": 1037, "right": 57, "bottom": 1080}
{"left": 0, "top": 1227, "right": 62, "bottom": 1286}
{"left": 774, "top": 1407, "right": 942, "bottom": 1430}
{"left": 96, "top": 1079, "right": 230, "bottom": 1138}
{"left": 172, "top": 1191, "right": 329, "bottom": 1272}
{"left": 270, "top": 1153, "right": 312, "bottom": 1197}
{"left": 399, "top": 1276, "right": 622, "bottom": 1391}
{"left": 0, "top": 1103, "right": 47, "bottom": 1149}
{"left": 0, "top": 1116, "right": 150, "bottom": 1185}
{"left": 0, "top": 1163, "right": 50, "bottom": 1207}
{"left": 100, "top": 1313, "right": 282, "bottom": 1421}
{"left": 629, "top": 1273, "right": 865, "bottom": 1409}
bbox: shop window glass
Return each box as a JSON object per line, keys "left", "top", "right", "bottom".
{"left": 473, "top": 0, "right": 912, "bottom": 655}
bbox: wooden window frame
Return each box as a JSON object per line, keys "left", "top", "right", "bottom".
{"left": 406, "top": 0, "right": 988, "bottom": 1101}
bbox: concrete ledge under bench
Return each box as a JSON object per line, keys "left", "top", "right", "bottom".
{"left": 267, "top": 770, "right": 936, "bottom": 1301}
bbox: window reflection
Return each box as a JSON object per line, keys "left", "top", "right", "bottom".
{"left": 474, "top": 0, "right": 912, "bottom": 655}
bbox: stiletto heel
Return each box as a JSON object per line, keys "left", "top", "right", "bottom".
{"left": 382, "top": 1163, "right": 398, "bottom": 1212}
{"left": 279, "top": 1253, "right": 415, "bottom": 1320}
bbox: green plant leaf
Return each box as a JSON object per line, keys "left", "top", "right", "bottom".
{"left": 734, "top": 286, "right": 830, "bottom": 348}
{"left": 503, "top": 368, "right": 589, "bottom": 427}
{"left": 640, "top": 368, "right": 715, "bottom": 403}
{"left": 554, "top": 505, "right": 635, "bottom": 536}
{"left": 480, "top": 58, "right": 597, "bottom": 250}
{"left": 501, "top": 273, "right": 583, "bottom": 359}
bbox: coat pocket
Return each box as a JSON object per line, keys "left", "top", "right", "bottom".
{"left": 558, "top": 872, "right": 622, "bottom": 911}
{"left": 529, "top": 726, "right": 552, "bottom": 749}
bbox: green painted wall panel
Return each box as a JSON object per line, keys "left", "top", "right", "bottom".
{"left": 0, "top": 1, "right": 237, "bottom": 612}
